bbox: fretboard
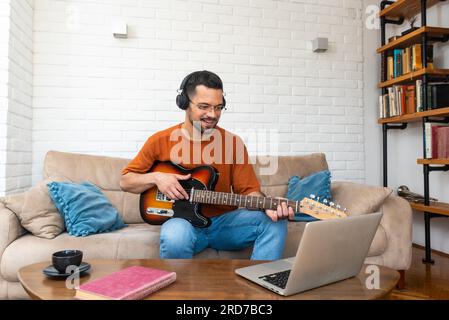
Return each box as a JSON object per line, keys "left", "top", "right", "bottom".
{"left": 191, "top": 189, "right": 299, "bottom": 211}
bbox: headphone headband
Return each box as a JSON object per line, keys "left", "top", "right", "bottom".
{"left": 175, "top": 71, "right": 226, "bottom": 110}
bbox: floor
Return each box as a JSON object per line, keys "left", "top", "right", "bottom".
{"left": 391, "top": 245, "right": 449, "bottom": 300}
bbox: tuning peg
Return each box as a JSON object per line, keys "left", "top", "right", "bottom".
{"left": 322, "top": 199, "right": 328, "bottom": 205}
{"left": 310, "top": 194, "right": 316, "bottom": 200}
{"left": 336, "top": 204, "right": 341, "bottom": 210}
{"left": 329, "top": 201, "right": 335, "bottom": 208}
{"left": 316, "top": 196, "right": 320, "bottom": 202}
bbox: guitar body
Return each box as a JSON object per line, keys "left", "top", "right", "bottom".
{"left": 139, "top": 161, "right": 218, "bottom": 228}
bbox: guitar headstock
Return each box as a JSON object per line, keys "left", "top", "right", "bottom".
{"left": 299, "top": 196, "right": 348, "bottom": 220}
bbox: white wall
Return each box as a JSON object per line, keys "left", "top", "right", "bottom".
{"left": 0, "top": 0, "right": 10, "bottom": 195}
{"left": 31, "top": 0, "right": 366, "bottom": 185}
{"left": 363, "top": 0, "right": 382, "bottom": 187}
{"left": 363, "top": 1, "right": 449, "bottom": 254}
{"left": 0, "top": 0, "right": 34, "bottom": 196}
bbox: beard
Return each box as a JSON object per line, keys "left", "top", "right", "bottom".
{"left": 189, "top": 114, "right": 217, "bottom": 134}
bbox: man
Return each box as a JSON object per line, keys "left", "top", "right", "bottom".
{"left": 120, "top": 70, "right": 294, "bottom": 260}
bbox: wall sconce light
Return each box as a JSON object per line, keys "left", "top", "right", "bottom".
{"left": 312, "top": 37, "right": 328, "bottom": 52}
{"left": 113, "top": 20, "right": 128, "bottom": 38}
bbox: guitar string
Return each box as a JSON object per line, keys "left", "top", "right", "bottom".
{"left": 161, "top": 188, "right": 341, "bottom": 215}
{"left": 163, "top": 188, "right": 297, "bottom": 209}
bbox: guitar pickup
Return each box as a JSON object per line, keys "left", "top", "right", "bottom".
{"left": 156, "top": 190, "right": 175, "bottom": 202}
{"left": 146, "top": 207, "right": 174, "bottom": 217}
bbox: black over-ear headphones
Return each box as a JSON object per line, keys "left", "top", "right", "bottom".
{"left": 176, "top": 71, "right": 226, "bottom": 110}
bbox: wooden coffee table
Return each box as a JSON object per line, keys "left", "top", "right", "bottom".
{"left": 18, "top": 259, "right": 399, "bottom": 300}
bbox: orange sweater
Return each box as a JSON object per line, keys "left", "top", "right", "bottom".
{"left": 122, "top": 123, "right": 261, "bottom": 217}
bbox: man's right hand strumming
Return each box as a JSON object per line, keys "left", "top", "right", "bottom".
{"left": 154, "top": 172, "right": 191, "bottom": 200}
{"left": 120, "top": 171, "right": 190, "bottom": 200}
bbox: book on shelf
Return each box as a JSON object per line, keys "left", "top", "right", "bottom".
{"left": 424, "top": 122, "right": 449, "bottom": 159}
{"left": 402, "top": 47, "right": 411, "bottom": 75}
{"left": 416, "top": 79, "right": 423, "bottom": 112}
{"left": 75, "top": 265, "right": 177, "bottom": 300}
{"left": 404, "top": 84, "right": 416, "bottom": 114}
{"left": 379, "top": 84, "right": 412, "bottom": 118}
{"left": 416, "top": 82, "right": 449, "bottom": 111}
{"left": 393, "top": 49, "right": 402, "bottom": 78}
{"left": 438, "top": 127, "right": 449, "bottom": 158}
{"left": 386, "top": 54, "right": 394, "bottom": 80}
{"left": 379, "top": 80, "right": 449, "bottom": 119}
{"left": 411, "top": 44, "right": 422, "bottom": 71}
{"left": 430, "top": 83, "right": 449, "bottom": 108}
{"left": 385, "top": 44, "right": 434, "bottom": 80}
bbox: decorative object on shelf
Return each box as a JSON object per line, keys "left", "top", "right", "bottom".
{"left": 397, "top": 185, "right": 438, "bottom": 203}
{"left": 388, "top": 35, "right": 400, "bottom": 42}
{"left": 401, "top": 16, "right": 419, "bottom": 36}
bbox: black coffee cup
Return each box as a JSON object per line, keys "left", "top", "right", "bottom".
{"left": 52, "top": 250, "right": 83, "bottom": 273}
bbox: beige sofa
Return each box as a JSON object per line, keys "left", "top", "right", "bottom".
{"left": 0, "top": 151, "right": 412, "bottom": 299}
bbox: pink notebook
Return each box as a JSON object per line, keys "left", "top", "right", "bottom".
{"left": 75, "top": 265, "right": 176, "bottom": 300}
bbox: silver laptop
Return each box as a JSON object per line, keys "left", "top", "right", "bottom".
{"left": 235, "top": 212, "right": 382, "bottom": 296}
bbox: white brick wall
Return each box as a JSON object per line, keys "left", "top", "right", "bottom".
{"left": 0, "top": 0, "right": 11, "bottom": 195}
{"left": 1, "top": 0, "right": 34, "bottom": 195}
{"left": 0, "top": 0, "right": 34, "bottom": 195}
{"left": 30, "top": 0, "right": 365, "bottom": 184}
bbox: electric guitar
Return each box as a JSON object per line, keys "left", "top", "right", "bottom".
{"left": 139, "top": 161, "right": 347, "bottom": 228}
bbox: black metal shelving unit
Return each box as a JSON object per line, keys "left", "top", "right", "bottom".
{"left": 379, "top": 0, "right": 449, "bottom": 264}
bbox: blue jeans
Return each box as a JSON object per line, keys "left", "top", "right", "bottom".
{"left": 159, "top": 208, "right": 288, "bottom": 260}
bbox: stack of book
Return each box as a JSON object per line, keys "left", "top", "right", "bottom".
{"left": 386, "top": 44, "right": 433, "bottom": 80}
{"left": 379, "top": 81, "right": 449, "bottom": 118}
{"left": 425, "top": 122, "right": 449, "bottom": 159}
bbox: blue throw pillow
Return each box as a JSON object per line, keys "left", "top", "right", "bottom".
{"left": 287, "top": 170, "right": 332, "bottom": 222}
{"left": 47, "top": 181, "right": 127, "bottom": 237}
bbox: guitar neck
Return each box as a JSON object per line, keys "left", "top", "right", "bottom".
{"left": 191, "top": 189, "right": 299, "bottom": 212}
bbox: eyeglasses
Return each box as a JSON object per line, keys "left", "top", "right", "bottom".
{"left": 189, "top": 100, "right": 226, "bottom": 112}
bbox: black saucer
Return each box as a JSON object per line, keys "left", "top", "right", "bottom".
{"left": 43, "top": 262, "right": 91, "bottom": 278}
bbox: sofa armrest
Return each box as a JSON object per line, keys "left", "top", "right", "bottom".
{"left": 0, "top": 200, "right": 27, "bottom": 258}
{"left": 331, "top": 181, "right": 413, "bottom": 271}
{"left": 370, "top": 194, "right": 413, "bottom": 271}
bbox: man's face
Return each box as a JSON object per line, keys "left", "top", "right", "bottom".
{"left": 186, "top": 85, "right": 224, "bottom": 133}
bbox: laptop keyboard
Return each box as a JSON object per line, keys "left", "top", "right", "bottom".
{"left": 259, "top": 270, "right": 291, "bottom": 289}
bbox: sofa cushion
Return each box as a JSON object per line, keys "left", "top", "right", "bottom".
{"left": 253, "top": 153, "right": 329, "bottom": 199}
{"left": 47, "top": 181, "right": 127, "bottom": 237}
{"left": 331, "top": 182, "right": 392, "bottom": 216}
{"left": 42, "top": 151, "right": 143, "bottom": 224}
{"left": 287, "top": 170, "right": 332, "bottom": 221}
{"left": 2, "top": 179, "right": 65, "bottom": 239}
{"left": 1, "top": 224, "right": 161, "bottom": 282}
{"left": 252, "top": 153, "right": 329, "bottom": 189}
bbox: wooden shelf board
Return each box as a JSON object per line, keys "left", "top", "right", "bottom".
{"left": 378, "top": 68, "right": 449, "bottom": 88}
{"left": 410, "top": 201, "right": 449, "bottom": 216}
{"left": 378, "top": 106, "right": 449, "bottom": 124}
{"left": 377, "top": 27, "right": 449, "bottom": 53}
{"left": 379, "top": 0, "right": 443, "bottom": 20}
{"left": 417, "top": 158, "right": 449, "bottom": 165}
